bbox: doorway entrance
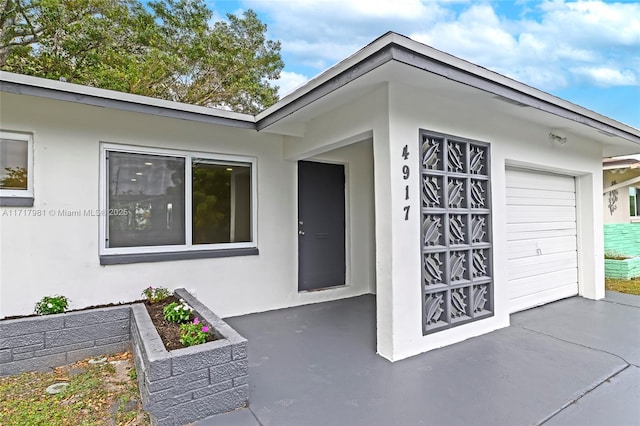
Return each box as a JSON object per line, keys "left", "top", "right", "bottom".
{"left": 297, "top": 160, "right": 346, "bottom": 291}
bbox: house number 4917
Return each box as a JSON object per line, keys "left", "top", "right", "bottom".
{"left": 402, "top": 145, "right": 410, "bottom": 221}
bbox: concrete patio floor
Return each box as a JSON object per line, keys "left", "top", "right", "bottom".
{"left": 196, "top": 292, "right": 640, "bottom": 426}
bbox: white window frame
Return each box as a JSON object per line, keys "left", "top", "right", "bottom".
{"left": 99, "top": 143, "right": 258, "bottom": 257}
{"left": 0, "top": 130, "right": 34, "bottom": 199}
{"left": 631, "top": 187, "right": 640, "bottom": 220}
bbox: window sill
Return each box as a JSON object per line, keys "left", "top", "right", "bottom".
{"left": 0, "top": 196, "right": 34, "bottom": 207}
{"left": 100, "top": 247, "right": 259, "bottom": 265}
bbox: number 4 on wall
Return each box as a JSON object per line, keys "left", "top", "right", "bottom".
{"left": 402, "top": 145, "right": 409, "bottom": 160}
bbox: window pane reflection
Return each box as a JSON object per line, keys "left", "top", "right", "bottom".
{"left": 0, "top": 138, "right": 28, "bottom": 190}
{"left": 108, "top": 152, "right": 185, "bottom": 247}
{"left": 192, "top": 160, "right": 252, "bottom": 244}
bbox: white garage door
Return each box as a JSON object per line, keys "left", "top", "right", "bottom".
{"left": 506, "top": 168, "right": 578, "bottom": 313}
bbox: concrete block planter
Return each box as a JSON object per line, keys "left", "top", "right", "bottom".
{"left": 131, "top": 288, "right": 248, "bottom": 426}
{"left": 605, "top": 257, "right": 640, "bottom": 280}
{"left": 0, "top": 305, "right": 131, "bottom": 376}
{"left": 0, "top": 288, "right": 248, "bottom": 425}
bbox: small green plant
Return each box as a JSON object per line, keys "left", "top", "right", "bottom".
{"left": 180, "top": 318, "right": 210, "bottom": 347}
{"left": 163, "top": 300, "right": 193, "bottom": 323}
{"left": 34, "top": 295, "right": 70, "bottom": 315}
{"left": 141, "top": 286, "right": 171, "bottom": 303}
{"left": 604, "top": 251, "right": 630, "bottom": 260}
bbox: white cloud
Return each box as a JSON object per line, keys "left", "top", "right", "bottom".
{"left": 275, "top": 71, "right": 310, "bottom": 97}
{"left": 234, "top": 0, "right": 639, "bottom": 95}
{"left": 571, "top": 67, "right": 638, "bottom": 86}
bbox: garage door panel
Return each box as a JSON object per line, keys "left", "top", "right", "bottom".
{"left": 507, "top": 235, "right": 577, "bottom": 260}
{"left": 507, "top": 170, "right": 575, "bottom": 192}
{"left": 507, "top": 205, "right": 576, "bottom": 223}
{"left": 508, "top": 251, "right": 578, "bottom": 280}
{"left": 507, "top": 187, "right": 576, "bottom": 201}
{"left": 509, "top": 268, "right": 578, "bottom": 300}
{"left": 506, "top": 168, "right": 578, "bottom": 313}
{"left": 508, "top": 227, "right": 576, "bottom": 241}
{"left": 507, "top": 222, "right": 576, "bottom": 234}
{"left": 509, "top": 284, "right": 578, "bottom": 313}
{"left": 507, "top": 196, "right": 576, "bottom": 207}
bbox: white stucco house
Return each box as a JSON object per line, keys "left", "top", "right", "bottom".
{"left": 2, "top": 32, "right": 639, "bottom": 361}
{"left": 603, "top": 157, "right": 640, "bottom": 224}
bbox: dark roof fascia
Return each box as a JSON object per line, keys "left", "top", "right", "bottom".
{"left": 1, "top": 80, "right": 256, "bottom": 130}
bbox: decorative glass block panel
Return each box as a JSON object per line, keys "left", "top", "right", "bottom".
{"left": 422, "top": 136, "right": 444, "bottom": 171}
{"left": 471, "top": 284, "right": 491, "bottom": 314}
{"left": 449, "top": 214, "right": 467, "bottom": 245}
{"left": 447, "top": 177, "right": 466, "bottom": 208}
{"left": 421, "top": 130, "right": 493, "bottom": 334}
{"left": 472, "top": 249, "right": 490, "bottom": 279}
{"left": 449, "top": 251, "right": 468, "bottom": 282}
{"left": 469, "top": 145, "right": 488, "bottom": 175}
{"left": 470, "top": 179, "right": 488, "bottom": 209}
{"left": 423, "top": 214, "right": 445, "bottom": 247}
{"left": 447, "top": 141, "right": 466, "bottom": 173}
{"left": 422, "top": 175, "right": 444, "bottom": 208}
{"left": 423, "top": 252, "right": 445, "bottom": 286}
{"left": 424, "top": 291, "right": 447, "bottom": 328}
{"left": 471, "top": 215, "right": 489, "bottom": 244}
{"left": 450, "top": 287, "right": 470, "bottom": 320}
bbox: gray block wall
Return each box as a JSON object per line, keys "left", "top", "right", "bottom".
{"left": 131, "top": 288, "right": 248, "bottom": 426}
{"left": 0, "top": 306, "right": 131, "bottom": 376}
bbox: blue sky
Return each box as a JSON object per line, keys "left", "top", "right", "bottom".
{"left": 207, "top": 0, "right": 640, "bottom": 130}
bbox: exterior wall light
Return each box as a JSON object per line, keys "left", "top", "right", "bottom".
{"left": 549, "top": 131, "right": 568, "bottom": 145}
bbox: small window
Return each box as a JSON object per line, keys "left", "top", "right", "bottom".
{"left": 0, "top": 131, "right": 33, "bottom": 206}
{"left": 100, "top": 144, "right": 257, "bottom": 263}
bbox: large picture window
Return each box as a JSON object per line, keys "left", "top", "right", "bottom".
{"left": 101, "top": 145, "right": 256, "bottom": 263}
{"left": 0, "top": 130, "right": 34, "bottom": 206}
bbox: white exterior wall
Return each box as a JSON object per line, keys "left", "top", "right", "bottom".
{"left": 0, "top": 92, "right": 372, "bottom": 318}
{"left": 380, "top": 82, "right": 605, "bottom": 361}
{"left": 281, "top": 86, "right": 396, "bottom": 357}
{"left": 603, "top": 169, "right": 636, "bottom": 224}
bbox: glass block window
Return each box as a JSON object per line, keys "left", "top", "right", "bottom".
{"left": 420, "top": 130, "right": 493, "bottom": 335}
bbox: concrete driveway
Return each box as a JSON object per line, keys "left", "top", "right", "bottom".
{"left": 197, "top": 292, "right": 640, "bottom": 426}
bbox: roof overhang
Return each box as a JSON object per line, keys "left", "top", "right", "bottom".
{"left": 256, "top": 32, "right": 640, "bottom": 154}
{"left": 1, "top": 32, "right": 639, "bottom": 155}
{"left": 0, "top": 71, "right": 256, "bottom": 129}
{"left": 603, "top": 158, "right": 640, "bottom": 171}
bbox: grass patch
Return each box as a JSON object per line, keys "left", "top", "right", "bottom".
{"left": 0, "top": 351, "right": 148, "bottom": 426}
{"left": 605, "top": 277, "right": 640, "bottom": 296}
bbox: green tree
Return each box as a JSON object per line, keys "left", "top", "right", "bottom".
{"left": 0, "top": 0, "right": 283, "bottom": 113}
{"left": 0, "top": 166, "right": 27, "bottom": 189}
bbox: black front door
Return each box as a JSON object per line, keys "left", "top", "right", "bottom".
{"left": 298, "top": 161, "right": 346, "bottom": 291}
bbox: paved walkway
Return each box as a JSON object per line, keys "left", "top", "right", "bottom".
{"left": 196, "top": 292, "right": 640, "bottom": 426}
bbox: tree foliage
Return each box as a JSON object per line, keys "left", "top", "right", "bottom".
{"left": 0, "top": 0, "right": 283, "bottom": 113}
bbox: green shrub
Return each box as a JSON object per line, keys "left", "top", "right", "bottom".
{"left": 34, "top": 295, "right": 70, "bottom": 315}
{"left": 141, "top": 286, "right": 171, "bottom": 303}
{"left": 163, "top": 300, "right": 193, "bottom": 323}
{"left": 180, "top": 318, "right": 210, "bottom": 347}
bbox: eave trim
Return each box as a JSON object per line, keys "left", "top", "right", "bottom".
{"left": 1, "top": 80, "right": 256, "bottom": 130}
